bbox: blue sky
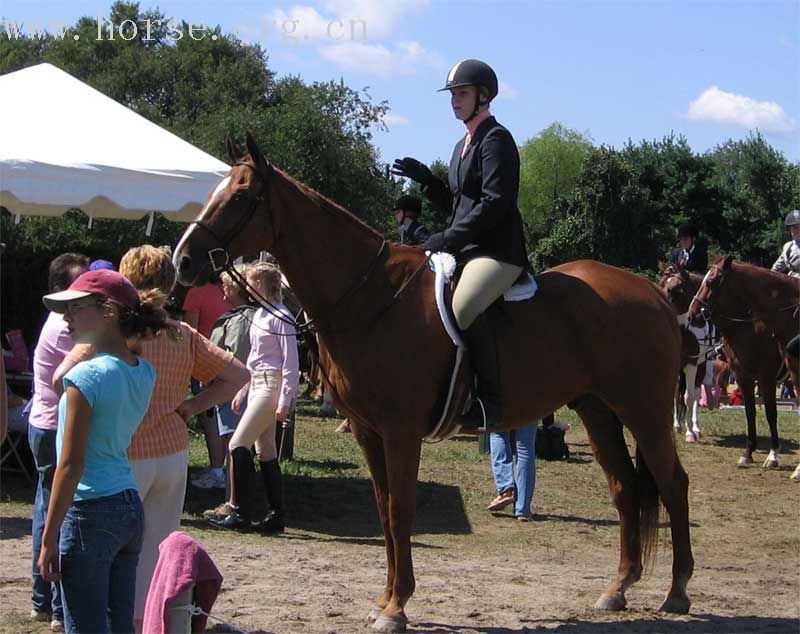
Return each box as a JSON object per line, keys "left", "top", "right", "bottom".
{"left": 6, "top": 1, "right": 799, "bottom": 167}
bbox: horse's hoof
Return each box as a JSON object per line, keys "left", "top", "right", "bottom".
{"left": 685, "top": 432, "right": 697, "bottom": 444}
{"left": 366, "top": 607, "right": 383, "bottom": 623}
{"left": 673, "top": 423, "right": 682, "bottom": 432}
{"left": 791, "top": 465, "right": 800, "bottom": 481}
{"left": 737, "top": 455, "right": 753, "bottom": 467}
{"left": 659, "top": 594, "right": 690, "bottom": 614}
{"left": 762, "top": 457, "right": 779, "bottom": 469}
{"left": 372, "top": 614, "right": 408, "bottom": 633}
{"left": 594, "top": 592, "right": 626, "bottom": 611}
{"left": 692, "top": 428, "right": 702, "bottom": 438}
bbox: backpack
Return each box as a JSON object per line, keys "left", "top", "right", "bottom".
{"left": 535, "top": 424, "right": 570, "bottom": 461}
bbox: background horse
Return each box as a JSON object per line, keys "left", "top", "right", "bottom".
{"left": 173, "top": 133, "right": 693, "bottom": 632}
{"left": 689, "top": 256, "right": 800, "bottom": 478}
{"left": 659, "top": 264, "right": 715, "bottom": 442}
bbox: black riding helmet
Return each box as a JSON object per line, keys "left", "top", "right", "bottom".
{"left": 393, "top": 195, "right": 422, "bottom": 216}
{"left": 784, "top": 209, "right": 800, "bottom": 226}
{"left": 676, "top": 222, "right": 699, "bottom": 239}
{"left": 438, "top": 59, "right": 498, "bottom": 122}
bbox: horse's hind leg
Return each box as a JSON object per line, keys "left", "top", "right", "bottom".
{"left": 351, "top": 422, "right": 395, "bottom": 622}
{"left": 571, "top": 396, "right": 642, "bottom": 611}
{"left": 633, "top": 417, "right": 694, "bottom": 613}
{"left": 683, "top": 364, "right": 700, "bottom": 443}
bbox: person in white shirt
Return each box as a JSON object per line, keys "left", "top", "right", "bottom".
{"left": 772, "top": 209, "right": 800, "bottom": 278}
{"left": 210, "top": 262, "right": 299, "bottom": 533}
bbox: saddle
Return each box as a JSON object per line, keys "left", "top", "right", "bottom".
{"left": 424, "top": 253, "right": 538, "bottom": 441}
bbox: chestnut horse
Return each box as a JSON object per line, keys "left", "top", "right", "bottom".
{"left": 689, "top": 256, "right": 800, "bottom": 478}
{"left": 661, "top": 267, "right": 785, "bottom": 467}
{"left": 173, "top": 134, "right": 693, "bottom": 631}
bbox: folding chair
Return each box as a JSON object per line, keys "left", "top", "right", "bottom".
{"left": 0, "top": 401, "right": 35, "bottom": 485}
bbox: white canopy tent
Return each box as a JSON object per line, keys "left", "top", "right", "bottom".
{"left": 0, "top": 63, "right": 229, "bottom": 229}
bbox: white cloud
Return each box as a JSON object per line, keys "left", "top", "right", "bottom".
{"left": 382, "top": 113, "right": 410, "bottom": 126}
{"left": 496, "top": 81, "right": 518, "bottom": 100}
{"left": 321, "top": 0, "right": 429, "bottom": 38}
{"left": 267, "top": 1, "right": 441, "bottom": 78}
{"left": 320, "top": 40, "right": 445, "bottom": 78}
{"left": 687, "top": 86, "right": 795, "bottom": 133}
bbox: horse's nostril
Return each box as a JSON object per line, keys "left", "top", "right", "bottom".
{"left": 178, "top": 256, "right": 192, "bottom": 273}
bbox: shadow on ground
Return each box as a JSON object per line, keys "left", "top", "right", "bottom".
{"left": 412, "top": 613, "right": 798, "bottom": 633}
{"left": 184, "top": 470, "right": 472, "bottom": 538}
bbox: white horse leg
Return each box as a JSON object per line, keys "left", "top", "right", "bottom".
{"left": 683, "top": 365, "right": 699, "bottom": 443}
{"left": 762, "top": 449, "right": 780, "bottom": 469}
{"left": 791, "top": 463, "right": 800, "bottom": 481}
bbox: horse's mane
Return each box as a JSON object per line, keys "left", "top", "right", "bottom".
{"left": 271, "top": 164, "right": 384, "bottom": 242}
{"left": 724, "top": 258, "right": 800, "bottom": 291}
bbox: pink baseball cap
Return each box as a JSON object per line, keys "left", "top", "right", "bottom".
{"left": 43, "top": 269, "right": 140, "bottom": 313}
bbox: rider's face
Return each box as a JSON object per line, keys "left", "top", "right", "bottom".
{"left": 679, "top": 235, "right": 694, "bottom": 250}
{"left": 790, "top": 225, "right": 800, "bottom": 240}
{"left": 450, "top": 86, "right": 478, "bottom": 121}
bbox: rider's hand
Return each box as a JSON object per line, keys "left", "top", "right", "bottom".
{"left": 391, "top": 157, "right": 434, "bottom": 187}
{"left": 422, "top": 232, "right": 447, "bottom": 253}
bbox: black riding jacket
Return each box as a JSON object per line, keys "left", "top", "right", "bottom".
{"left": 423, "top": 116, "right": 529, "bottom": 268}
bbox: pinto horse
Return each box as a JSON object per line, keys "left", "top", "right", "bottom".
{"left": 658, "top": 265, "right": 715, "bottom": 442}
{"left": 173, "top": 133, "right": 693, "bottom": 631}
{"left": 689, "top": 256, "right": 800, "bottom": 478}
{"left": 662, "top": 267, "right": 785, "bottom": 467}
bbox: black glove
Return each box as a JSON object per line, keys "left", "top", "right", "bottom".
{"left": 422, "top": 232, "right": 447, "bottom": 253}
{"left": 391, "top": 157, "right": 434, "bottom": 187}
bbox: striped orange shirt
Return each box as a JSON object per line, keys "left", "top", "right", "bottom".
{"left": 64, "top": 321, "right": 233, "bottom": 459}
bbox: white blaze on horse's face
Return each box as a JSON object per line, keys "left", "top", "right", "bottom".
{"left": 173, "top": 175, "right": 232, "bottom": 271}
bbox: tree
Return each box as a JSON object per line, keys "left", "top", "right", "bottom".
{"left": 518, "top": 122, "right": 593, "bottom": 245}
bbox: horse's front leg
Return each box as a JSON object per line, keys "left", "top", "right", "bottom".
{"left": 673, "top": 373, "right": 684, "bottom": 432}
{"left": 759, "top": 373, "right": 780, "bottom": 469}
{"left": 738, "top": 378, "right": 758, "bottom": 467}
{"left": 372, "top": 433, "right": 422, "bottom": 633}
{"left": 351, "top": 421, "right": 395, "bottom": 621}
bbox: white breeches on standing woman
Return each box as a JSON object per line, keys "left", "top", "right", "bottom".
{"left": 229, "top": 370, "right": 280, "bottom": 461}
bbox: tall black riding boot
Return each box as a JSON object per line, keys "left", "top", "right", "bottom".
{"left": 255, "top": 459, "right": 285, "bottom": 534}
{"left": 209, "top": 447, "right": 255, "bottom": 530}
{"left": 457, "top": 311, "right": 503, "bottom": 430}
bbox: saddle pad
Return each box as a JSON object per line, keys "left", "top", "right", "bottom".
{"left": 428, "top": 252, "right": 538, "bottom": 347}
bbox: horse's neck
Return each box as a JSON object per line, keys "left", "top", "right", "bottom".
{"left": 267, "top": 172, "right": 386, "bottom": 328}
{"left": 731, "top": 263, "right": 799, "bottom": 321}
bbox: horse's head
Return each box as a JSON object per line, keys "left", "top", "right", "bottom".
{"left": 687, "top": 255, "right": 733, "bottom": 320}
{"left": 658, "top": 262, "right": 697, "bottom": 315}
{"left": 173, "top": 132, "right": 274, "bottom": 286}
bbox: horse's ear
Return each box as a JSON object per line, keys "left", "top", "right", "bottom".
{"left": 245, "top": 130, "right": 271, "bottom": 175}
{"left": 224, "top": 135, "right": 243, "bottom": 163}
{"left": 722, "top": 255, "right": 733, "bottom": 270}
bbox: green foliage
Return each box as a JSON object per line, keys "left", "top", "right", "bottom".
{"left": 519, "top": 122, "right": 593, "bottom": 243}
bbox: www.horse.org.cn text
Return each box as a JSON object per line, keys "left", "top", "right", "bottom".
{"left": 1, "top": 16, "right": 369, "bottom": 44}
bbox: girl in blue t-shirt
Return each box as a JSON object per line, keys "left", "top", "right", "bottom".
{"left": 37, "top": 270, "right": 166, "bottom": 634}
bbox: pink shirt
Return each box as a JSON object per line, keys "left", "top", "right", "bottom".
{"left": 29, "top": 312, "right": 74, "bottom": 430}
{"left": 182, "top": 283, "right": 233, "bottom": 338}
{"left": 461, "top": 109, "right": 491, "bottom": 157}
{"left": 246, "top": 305, "right": 299, "bottom": 409}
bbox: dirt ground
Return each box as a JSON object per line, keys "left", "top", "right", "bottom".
{"left": 1, "top": 408, "right": 799, "bottom": 633}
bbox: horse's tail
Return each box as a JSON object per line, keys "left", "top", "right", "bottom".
{"left": 635, "top": 444, "right": 661, "bottom": 572}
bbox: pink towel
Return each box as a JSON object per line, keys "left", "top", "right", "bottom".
{"left": 142, "top": 531, "right": 223, "bottom": 634}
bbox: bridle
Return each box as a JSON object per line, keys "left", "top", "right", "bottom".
{"left": 183, "top": 160, "right": 424, "bottom": 338}
{"left": 690, "top": 263, "right": 800, "bottom": 324}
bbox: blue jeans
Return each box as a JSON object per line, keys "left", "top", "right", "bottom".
{"left": 28, "top": 425, "right": 63, "bottom": 620}
{"left": 489, "top": 424, "right": 537, "bottom": 517}
{"left": 59, "top": 489, "right": 144, "bottom": 634}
